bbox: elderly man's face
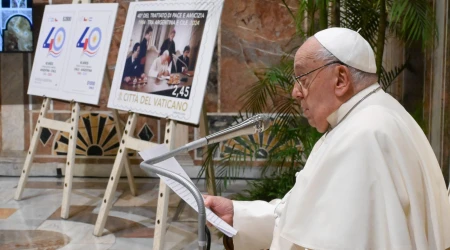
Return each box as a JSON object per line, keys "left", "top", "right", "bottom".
{"left": 292, "top": 38, "right": 341, "bottom": 133}
{"left": 163, "top": 54, "right": 170, "bottom": 63}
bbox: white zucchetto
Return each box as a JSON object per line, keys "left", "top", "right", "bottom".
{"left": 314, "top": 27, "right": 377, "bottom": 73}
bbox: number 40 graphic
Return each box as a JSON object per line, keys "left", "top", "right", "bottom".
{"left": 77, "top": 27, "right": 102, "bottom": 55}
{"left": 43, "top": 27, "right": 66, "bottom": 57}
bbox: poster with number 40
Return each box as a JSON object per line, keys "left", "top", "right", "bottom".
{"left": 28, "top": 3, "right": 118, "bottom": 105}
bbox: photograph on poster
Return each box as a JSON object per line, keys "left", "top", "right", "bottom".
{"left": 120, "top": 10, "right": 207, "bottom": 100}
{"left": 108, "top": 1, "right": 224, "bottom": 124}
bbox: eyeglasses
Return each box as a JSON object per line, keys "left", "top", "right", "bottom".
{"left": 292, "top": 61, "right": 343, "bottom": 96}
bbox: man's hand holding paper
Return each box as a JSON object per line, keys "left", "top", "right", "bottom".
{"left": 139, "top": 144, "right": 237, "bottom": 237}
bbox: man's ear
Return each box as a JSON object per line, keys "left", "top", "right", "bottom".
{"left": 334, "top": 65, "right": 351, "bottom": 97}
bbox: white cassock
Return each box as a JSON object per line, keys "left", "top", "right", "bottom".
{"left": 148, "top": 56, "right": 169, "bottom": 78}
{"left": 232, "top": 83, "right": 450, "bottom": 250}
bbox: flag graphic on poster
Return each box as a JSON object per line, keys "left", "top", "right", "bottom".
{"left": 62, "top": 9, "right": 114, "bottom": 98}
{"left": 28, "top": 3, "right": 118, "bottom": 105}
{"left": 28, "top": 11, "right": 75, "bottom": 90}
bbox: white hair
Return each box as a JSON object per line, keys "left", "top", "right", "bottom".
{"left": 315, "top": 45, "right": 378, "bottom": 86}
{"left": 162, "top": 50, "right": 170, "bottom": 56}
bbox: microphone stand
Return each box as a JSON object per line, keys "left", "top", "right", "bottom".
{"left": 144, "top": 138, "right": 207, "bottom": 165}
{"left": 143, "top": 114, "right": 270, "bottom": 165}
{"left": 140, "top": 163, "right": 208, "bottom": 250}
{"left": 140, "top": 114, "right": 271, "bottom": 249}
{"left": 172, "top": 53, "right": 188, "bottom": 72}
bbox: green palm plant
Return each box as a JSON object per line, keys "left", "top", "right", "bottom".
{"left": 284, "top": 0, "right": 437, "bottom": 89}
{"left": 201, "top": 0, "right": 437, "bottom": 197}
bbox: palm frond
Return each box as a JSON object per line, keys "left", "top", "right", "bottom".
{"left": 214, "top": 142, "right": 254, "bottom": 193}
{"left": 239, "top": 59, "right": 294, "bottom": 114}
{"left": 281, "top": 0, "right": 296, "bottom": 21}
{"left": 379, "top": 63, "right": 408, "bottom": 90}
{"left": 340, "top": 0, "right": 380, "bottom": 51}
{"left": 280, "top": 0, "right": 310, "bottom": 38}
{"left": 388, "top": 0, "right": 437, "bottom": 47}
{"left": 196, "top": 143, "right": 220, "bottom": 194}
{"left": 270, "top": 97, "right": 301, "bottom": 128}
{"left": 238, "top": 78, "right": 276, "bottom": 114}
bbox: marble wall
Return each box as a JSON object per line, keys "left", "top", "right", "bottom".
{"left": 424, "top": 0, "right": 450, "bottom": 184}
{"left": 219, "top": 0, "right": 298, "bottom": 112}
{"left": 0, "top": 0, "right": 298, "bottom": 177}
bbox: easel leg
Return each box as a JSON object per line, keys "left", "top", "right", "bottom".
{"left": 172, "top": 200, "right": 187, "bottom": 221}
{"left": 111, "top": 109, "right": 136, "bottom": 196}
{"left": 200, "top": 107, "right": 217, "bottom": 195}
{"left": 105, "top": 66, "right": 136, "bottom": 196}
{"left": 170, "top": 123, "right": 190, "bottom": 222}
{"left": 14, "top": 98, "right": 51, "bottom": 200}
{"left": 153, "top": 120, "right": 177, "bottom": 250}
{"left": 61, "top": 102, "right": 81, "bottom": 219}
{"left": 172, "top": 108, "right": 214, "bottom": 221}
{"left": 94, "top": 112, "right": 139, "bottom": 236}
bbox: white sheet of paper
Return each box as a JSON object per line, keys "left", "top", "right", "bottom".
{"left": 139, "top": 144, "right": 237, "bottom": 237}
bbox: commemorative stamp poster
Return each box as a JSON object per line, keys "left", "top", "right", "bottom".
{"left": 107, "top": 0, "right": 224, "bottom": 125}
{"left": 28, "top": 3, "right": 118, "bottom": 105}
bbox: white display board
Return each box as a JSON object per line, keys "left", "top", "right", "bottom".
{"left": 28, "top": 3, "right": 118, "bottom": 105}
{"left": 107, "top": 0, "right": 224, "bottom": 125}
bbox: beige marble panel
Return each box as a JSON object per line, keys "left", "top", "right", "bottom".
{"left": 219, "top": 0, "right": 299, "bottom": 112}
{"left": 428, "top": 0, "right": 446, "bottom": 161}
{"left": 0, "top": 54, "right": 25, "bottom": 151}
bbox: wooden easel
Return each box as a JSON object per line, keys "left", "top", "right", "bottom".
{"left": 93, "top": 112, "right": 188, "bottom": 250}
{"left": 94, "top": 1, "right": 219, "bottom": 247}
{"left": 15, "top": 72, "right": 136, "bottom": 219}
{"left": 14, "top": 0, "right": 136, "bottom": 220}
{"left": 15, "top": 98, "right": 80, "bottom": 219}
{"left": 93, "top": 108, "right": 215, "bottom": 250}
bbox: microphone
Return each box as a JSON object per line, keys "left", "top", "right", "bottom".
{"left": 140, "top": 163, "right": 208, "bottom": 249}
{"left": 172, "top": 53, "right": 188, "bottom": 72}
{"left": 140, "top": 114, "right": 270, "bottom": 249}
{"left": 142, "top": 114, "right": 271, "bottom": 165}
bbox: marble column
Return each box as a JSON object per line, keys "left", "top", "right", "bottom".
{"left": 383, "top": 36, "right": 405, "bottom": 99}
{"left": 425, "top": 0, "right": 450, "bottom": 184}
{"left": 0, "top": 54, "right": 25, "bottom": 152}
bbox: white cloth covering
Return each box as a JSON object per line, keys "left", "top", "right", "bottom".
{"left": 148, "top": 56, "right": 169, "bottom": 78}
{"left": 232, "top": 84, "right": 450, "bottom": 250}
{"left": 314, "top": 28, "right": 376, "bottom": 73}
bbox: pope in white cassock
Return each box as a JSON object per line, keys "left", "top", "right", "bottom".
{"left": 204, "top": 27, "right": 450, "bottom": 250}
